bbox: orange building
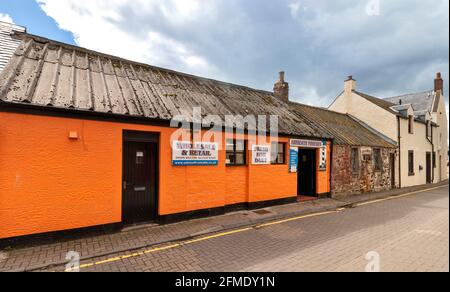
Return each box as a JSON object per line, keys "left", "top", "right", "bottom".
{"left": 0, "top": 26, "right": 332, "bottom": 239}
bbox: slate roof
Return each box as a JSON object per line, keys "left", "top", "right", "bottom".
{"left": 0, "top": 32, "right": 330, "bottom": 139}
{"left": 0, "top": 22, "right": 25, "bottom": 73}
{"left": 384, "top": 91, "right": 436, "bottom": 113}
{"left": 353, "top": 90, "right": 436, "bottom": 125}
{"left": 289, "top": 102, "right": 396, "bottom": 148}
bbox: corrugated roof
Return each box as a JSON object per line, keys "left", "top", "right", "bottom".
{"left": 289, "top": 102, "right": 396, "bottom": 148}
{"left": 0, "top": 33, "right": 329, "bottom": 139}
{"left": 0, "top": 22, "right": 26, "bottom": 73}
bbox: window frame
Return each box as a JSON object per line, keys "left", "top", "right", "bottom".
{"left": 408, "top": 150, "right": 415, "bottom": 176}
{"left": 226, "top": 139, "right": 247, "bottom": 166}
{"left": 271, "top": 142, "right": 286, "bottom": 165}
{"left": 408, "top": 115, "right": 414, "bottom": 134}
{"left": 373, "top": 148, "right": 382, "bottom": 172}
{"left": 351, "top": 147, "right": 360, "bottom": 175}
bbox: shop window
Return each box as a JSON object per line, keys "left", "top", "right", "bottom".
{"left": 408, "top": 151, "right": 415, "bottom": 176}
{"left": 351, "top": 148, "right": 360, "bottom": 174}
{"left": 373, "top": 148, "right": 382, "bottom": 171}
{"left": 226, "top": 139, "right": 247, "bottom": 166}
{"left": 271, "top": 142, "right": 286, "bottom": 165}
{"left": 433, "top": 152, "right": 436, "bottom": 168}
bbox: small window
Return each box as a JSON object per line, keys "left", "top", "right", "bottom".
{"left": 373, "top": 148, "right": 382, "bottom": 171}
{"left": 408, "top": 151, "right": 415, "bottom": 176}
{"left": 226, "top": 139, "right": 247, "bottom": 166}
{"left": 136, "top": 151, "right": 144, "bottom": 165}
{"left": 408, "top": 115, "right": 414, "bottom": 134}
{"left": 271, "top": 142, "right": 286, "bottom": 165}
{"left": 351, "top": 148, "right": 360, "bottom": 174}
{"left": 426, "top": 121, "right": 432, "bottom": 139}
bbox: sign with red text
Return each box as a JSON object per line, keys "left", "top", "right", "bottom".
{"left": 290, "top": 139, "right": 324, "bottom": 148}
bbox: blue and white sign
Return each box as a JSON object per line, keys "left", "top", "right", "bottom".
{"left": 289, "top": 147, "right": 299, "bottom": 173}
{"left": 172, "top": 141, "right": 219, "bottom": 166}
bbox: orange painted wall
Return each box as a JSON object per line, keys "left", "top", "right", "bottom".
{"left": 0, "top": 111, "right": 331, "bottom": 239}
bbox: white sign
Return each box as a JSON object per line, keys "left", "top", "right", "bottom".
{"left": 172, "top": 141, "right": 219, "bottom": 166}
{"left": 319, "top": 146, "right": 327, "bottom": 171}
{"left": 290, "top": 139, "right": 324, "bottom": 148}
{"left": 252, "top": 145, "right": 271, "bottom": 165}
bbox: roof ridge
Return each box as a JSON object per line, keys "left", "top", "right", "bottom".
{"left": 384, "top": 90, "right": 434, "bottom": 100}
{"left": 17, "top": 32, "right": 274, "bottom": 96}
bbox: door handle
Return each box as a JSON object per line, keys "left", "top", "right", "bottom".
{"left": 123, "top": 181, "right": 129, "bottom": 190}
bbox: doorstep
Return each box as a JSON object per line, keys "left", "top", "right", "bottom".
{"left": 0, "top": 181, "right": 448, "bottom": 272}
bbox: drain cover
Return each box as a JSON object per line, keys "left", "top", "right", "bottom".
{"left": 253, "top": 209, "right": 272, "bottom": 215}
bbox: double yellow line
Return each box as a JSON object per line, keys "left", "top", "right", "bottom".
{"left": 65, "top": 210, "right": 340, "bottom": 272}
{"left": 66, "top": 184, "right": 448, "bottom": 272}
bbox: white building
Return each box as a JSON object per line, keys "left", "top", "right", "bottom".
{"left": 329, "top": 74, "right": 448, "bottom": 188}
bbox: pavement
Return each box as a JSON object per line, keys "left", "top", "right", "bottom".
{"left": 0, "top": 181, "right": 448, "bottom": 272}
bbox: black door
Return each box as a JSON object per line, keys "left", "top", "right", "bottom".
{"left": 390, "top": 153, "right": 396, "bottom": 189}
{"left": 122, "top": 141, "right": 157, "bottom": 224}
{"left": 426, "top": 152, "right": 432, "bottom": 184}
{"left": 298, "top": 149, "right": 317, "bottom": 196}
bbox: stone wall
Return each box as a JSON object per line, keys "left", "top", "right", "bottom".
{"left": 331, "top": 145, "right": 395, "bottom": 197}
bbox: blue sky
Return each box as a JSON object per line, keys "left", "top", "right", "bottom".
{"left": 0, "top": 0, "right": 74, "bottom": 44}
{"left": 0, "top": 0, "right": 448, "bottom": 108}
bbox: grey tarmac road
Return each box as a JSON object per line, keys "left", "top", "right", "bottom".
{"left": 51, "top": 185, "right": 449, "bottom": 272}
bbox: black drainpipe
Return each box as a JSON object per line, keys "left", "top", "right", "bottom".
{"left": 329, "top": 138, "right": 334, "bottom": 198}
{"left": 397, "top": 116, "right": 402, "bottom": 188}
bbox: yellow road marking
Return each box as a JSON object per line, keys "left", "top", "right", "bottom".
{"left": 184, "top": 228, "right": 253, "bottom": 245}
{"left": 354, "top": 185, "right": 448, "bottom": 207}
{"left": 256, "top": 211, "right": 340, "bottom": 228}
{"left": 65, "top": 184, "right": 448, "bottom": 272}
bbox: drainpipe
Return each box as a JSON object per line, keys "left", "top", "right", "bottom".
{"left": 397, "top": 116, "right": 402, "bottom": 188}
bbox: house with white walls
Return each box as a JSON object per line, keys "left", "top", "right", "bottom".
{"left": 329, "top": 74, "right": 448, "bottom": 188}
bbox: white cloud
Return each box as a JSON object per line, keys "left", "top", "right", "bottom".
{"left": 34, "top": 0, "right": 448, "bottom": 108}
{"left": 0, "top": 13, "right": 14, "bottom": 24}
{"left": 36, "top": 0, "right": 219, "bottom": 77}
{"left": 289, "top": 2, "right": 302, "bottom": 19}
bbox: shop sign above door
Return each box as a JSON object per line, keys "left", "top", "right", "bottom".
{"left": 290, "top": 139, "right": 324, "bottom": 148}
{"left": 172, "top": 141, "right": 219, "bottom": 166}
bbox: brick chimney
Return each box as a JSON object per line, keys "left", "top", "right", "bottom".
{"left": 435, "top": 72, "right": 443, "bottom": 94}
{"left": 344, "top": 75, "right": 356, "bottom": 94}
{"left": 273, "top": 71, "right": 289, "bottom": 101}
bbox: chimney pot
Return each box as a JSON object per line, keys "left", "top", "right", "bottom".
{"left": 279, "top": 71, "right": 285, "bottom": 82}
{"left": 435, "top": 72, "right": 443, "bottom": 93}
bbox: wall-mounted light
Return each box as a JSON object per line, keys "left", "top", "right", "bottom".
{"left": 69, "top": 131, "right": 79, "bottom": 140}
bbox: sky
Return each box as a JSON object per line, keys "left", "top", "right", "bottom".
{"left": 0, "top": 0, "right": 448, "bottom": 109}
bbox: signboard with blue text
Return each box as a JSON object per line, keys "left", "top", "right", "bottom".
{"left": 289, "top": 147, "right": 299, "bottom": 173}
{"left": 172, "top": 141, "right": 219, "bottom": 166}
